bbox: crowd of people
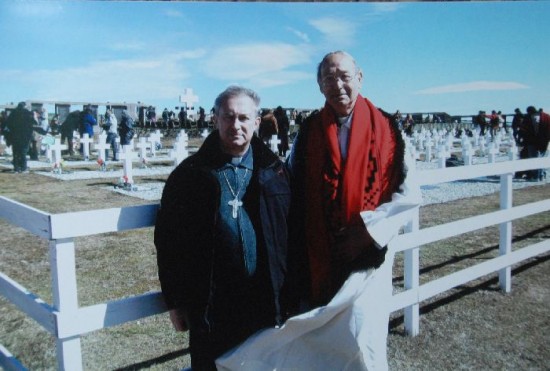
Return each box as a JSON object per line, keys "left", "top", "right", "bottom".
{"left": 140, "top": 105, "right": 210, "bottom": 132}
{"left": 0, "top": 49, "right": 548, "bottom": 370}
{"left": 512, "top": 106, "right": 550, "bottom": 181}
{"left": 0, "top": 104, "right": 135, "bottom": 170}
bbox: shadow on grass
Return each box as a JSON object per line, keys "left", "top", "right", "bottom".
{"left": 114, "top": 347, "right": 190, "bottom": 371}
{"left": 389, "top": 252, "right": 550, "bottom": 332}
{"left": 392, "top": 224, "right": 550, "bottom": 285}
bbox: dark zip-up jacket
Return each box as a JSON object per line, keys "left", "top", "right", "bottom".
{"left": 154, "top": 131, "right": 291, "bottom": 325}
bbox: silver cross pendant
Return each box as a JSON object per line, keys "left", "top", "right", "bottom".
{"left": 228, "top": 197, "right": 243, "bottom": 219}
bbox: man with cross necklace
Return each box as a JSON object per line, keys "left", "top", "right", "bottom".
{"left": 155, "top": 86, "right": 291, "bottom": 370}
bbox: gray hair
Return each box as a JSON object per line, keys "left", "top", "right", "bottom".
{"left": 213, "top": 85, "right": 261, "bottom": 116}
{"left": 316, "top": 50, "right": 359, "bottom": 86}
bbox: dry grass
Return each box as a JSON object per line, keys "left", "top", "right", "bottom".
{"left": 0, "top": 162, "right": 549, "bottom": 370}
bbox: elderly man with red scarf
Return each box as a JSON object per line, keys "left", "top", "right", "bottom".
{"left": 216, "top": 51, "right": 421, "bottom": 371}
{"left": 286, "top": 50, "right": 421, "bottom": 308}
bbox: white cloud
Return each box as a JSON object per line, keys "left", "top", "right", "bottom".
{"left": 9, "top": 0, "right": 63, "bottom": 17}
{"left": 0, "top": 52, "right": 200, "bottom": 104}
{"left": 287, "top": 27, "right": 310, "bottom": 43}
{"left": 204, "top": 43, "right": 311, "bottom": 87}
{"left": 164, "top": 9, "right": 184, "bottom": 18}
{"left": 308, "top": 17, "right": 357, "bottom": 45}
{"left": 110, "top": 41, "right": 147, "bottom": 52}
{"left": 414, "top": 81, "right": 530, "bottom": 95}
{"left": 369, "top": 2, "right": 401, "bottom": 15}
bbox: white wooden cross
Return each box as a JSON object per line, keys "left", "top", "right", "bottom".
{"left": 179, "top": 88, "right": 199, "bottom": 115}
{"left": 416, "top": 135, "right": 425, "bottom": 151}
{"left": 177, "top": 130, "right": 188, "bottom": 142}
{"left": 94, "top": 133, "right": 111, "bottom": 161}
{"left": 462, "top": 140, "right": 474, "bottom": 166}
{"left": 424, "top": 138, "right": 433, "bottom": 162}
{"left": 45, "top": 141, "right": 54, "bottom": 163}
{"left": 436, "top": 144, "right": 447, "bottom": 169}
{"left": 135, "top": 137, "right": 151, "bottom": 160}
{"left": 171, "top": 134, "right": 189, "bottom": 166}
{"left": 0, "top": 136, "right": 12, "bottom": 155}
{"left": 488, "top": 142, "right": 499, "bottom": 163}
{"left": 148, "top": 130, "right": 163, "bottom": 157}
{"left": 508, "top": 141, "right": 518, "bottom": 161}
{"left": 269, "top": 134, "right": 281, "bottom": 153}
{"left": 118, "top": 145, "right": 139, "bottom": 184}
{"left": 49, "top": 138, "right": 67, "bottom": 167}
{"left": 478, "top": 136, "right": 486, "bottom": 156}
{"left": 445, "top": 135, "right": 453, "bottom": 153}
{"left": 473, "top": 131, "right": 480, "bottom": 147}
{"left": 79, "top": 134, "right": 93, "bottom": 160}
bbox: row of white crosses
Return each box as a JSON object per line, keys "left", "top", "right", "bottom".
{"left": 109, "top": 129, "right": 193, "bottom": 185}
{"left": 39, "top": 129, "right": 190, "bottom": 184}
{"left": 407, "top": 126, "right": 518, "bottom": 168}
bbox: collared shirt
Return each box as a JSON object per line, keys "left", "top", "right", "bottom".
{"left": 214, "top": 147, "right": 257, "bottom": 280}
{"left": 337, "top": 112, "right": 353, "bottom": 162}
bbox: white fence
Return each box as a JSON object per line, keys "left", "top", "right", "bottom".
{"left": 1, "top": 156, "right": 549, "bottom": 370}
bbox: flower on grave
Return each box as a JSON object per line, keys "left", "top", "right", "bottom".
{"left": 52, "top": 161, "right": 63, "bottom": 174}
{"left": 123, "top": 175, "right": 129, "bottom": 184}
{"left": 97, "top": 157, "right": 107, "bottom": 171}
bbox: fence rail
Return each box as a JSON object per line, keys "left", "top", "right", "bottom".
{"left": 1, "top": 156, "right": 549, "bottom": 370}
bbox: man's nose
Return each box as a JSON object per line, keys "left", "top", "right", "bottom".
{"left": 229, "top": 117, "right": 241, "bottom": 129}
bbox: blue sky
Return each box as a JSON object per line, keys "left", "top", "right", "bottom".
{"left": 1, "top": 0, "right": 549, "bottom": 116}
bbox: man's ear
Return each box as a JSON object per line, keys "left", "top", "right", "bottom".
{"left": 356, "top": 70, "right": 364, "bottom": 87}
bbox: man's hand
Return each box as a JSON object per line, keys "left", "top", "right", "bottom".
{"left": 169, "top": 308, "right": 189, "bottom": 332}
{"left": 332, "top": 225, "right": 373, "bottom": 264}
{"left": 332, "top": 225, "right": 387, "bottom": 269}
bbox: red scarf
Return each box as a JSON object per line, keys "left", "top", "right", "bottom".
{"left": 305, "top": 95, "right": 399, "bottom": 304}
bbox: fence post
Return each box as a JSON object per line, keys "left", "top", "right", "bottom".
{"left": 404, "top": 209, "right": 420, "bottom": 336}
{"left": 49, "top": 238, "right": 83, "bottom": 371}
{"left": 498, "top": 173, "right": 513, "bottom": 293}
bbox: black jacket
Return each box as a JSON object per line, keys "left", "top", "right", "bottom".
{"left": 154, "top": 132, "right": 291, "bottom": 325}
{"left": 3, "top": 106, "right": 34, "bottom": 146}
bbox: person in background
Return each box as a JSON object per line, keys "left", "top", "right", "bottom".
{"left": 79, "top": 107, "right": 97, "bottom": 139}
{"left": 489, "top": 110, "right": 500, "bottom": 140}
{"left": 178, "top": 107, "right": 187, "bottom": 129}
{"left": 3, "top": 102, "right": 35, "bottom": 173}
{"left": 520, "top": 106, "right": 549, "bottom": 181}
{"left": 274, "top": 106, "right": 289, "bottom": 157}
{"left": 103, "top": 109, "right": 119, "bottom": 161}
{"left": 512, "top": 108, "right": 523, "bottom": 145}
{"left": 475, "top": 110, "right": 488, "bottom": 136}
{"left": 402, "top": 113, "right": 415, "bottom": 136}
{"left": 258, "top": 108, "right": 278, "bottom": 145}
{"left": 154, "top": 86, "right": 291, "bottom": 370}
{"left": 118, "top": 110, "right": 135, "bottom": 149}
{"left": 49, "top": 114, "right": 60, "bottom": 135}
{"left": 60, "top": 110, "right": 81, "bottom": 156}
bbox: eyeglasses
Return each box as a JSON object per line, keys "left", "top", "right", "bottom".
{"left": 320, "top": 73, "right": 356, "bottom": 87}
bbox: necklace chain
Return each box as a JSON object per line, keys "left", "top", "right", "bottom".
{"left": 222, "top": 167, "right": 249, "bottom": 218}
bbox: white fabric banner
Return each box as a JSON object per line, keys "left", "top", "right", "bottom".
{"left": 216, "top": 147, "right": 420, "bottom": 370}
{"left": 216, "top": 255, "right": 394, "bottom": 371}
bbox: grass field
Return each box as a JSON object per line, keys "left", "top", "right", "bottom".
{"left": 0, "top": 163, "right": 548, "bottom": 370}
